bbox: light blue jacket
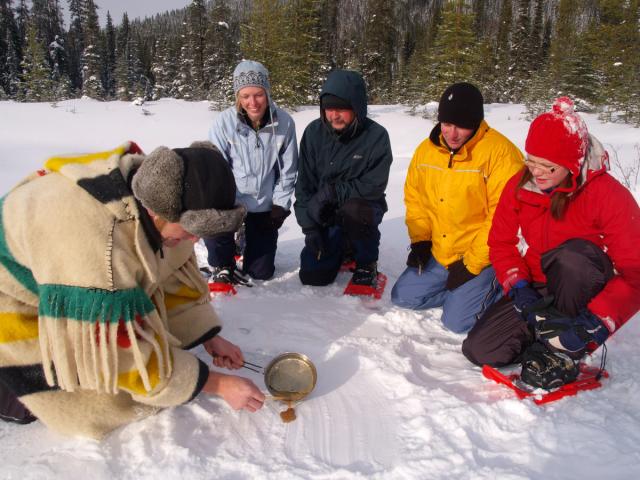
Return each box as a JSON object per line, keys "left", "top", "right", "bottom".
{"left": 208, "top": 103, "right": 298, "bottom": 213}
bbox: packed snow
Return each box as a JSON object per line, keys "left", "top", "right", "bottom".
{"left": 1, "top": 99, "right": 639, "bottom": 480}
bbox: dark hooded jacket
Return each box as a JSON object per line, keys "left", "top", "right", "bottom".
{"left": 294, "top": 70, "right": 393, "bottom": 229}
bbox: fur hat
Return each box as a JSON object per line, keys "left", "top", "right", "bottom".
{"left": 233, "top": 60, "right": 271, "bottom": 95}
{"left": 437, "top": 82, "right": 484, "bottom": 130}
{"left": 132, "top": 141, "right": 246, "bottom": 238}
{"left": 525, "top": 97, "right": 589, "bottom": 179}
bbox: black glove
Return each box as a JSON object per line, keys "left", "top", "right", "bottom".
{"left": 445, "top": 259, "right": 477, "bottom": 291}
{"left": 536, "top": 309, "right": 609, "bottom": 360}
{"left": 308, "top": 183, "right": 337, "bottom": 227}
{"left": 303, "top": 227, "right": 325, "bottom": 259}
{"left": 270, "top": 205, "right": 290, "bottom": 229}
{"left": 406, "top": 241, "right": 432, "bottom": 271}
{"left": 510, "top": 282, "right": 544, "bottom": 326}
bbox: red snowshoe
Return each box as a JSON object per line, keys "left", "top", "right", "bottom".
{"left": 203, "top": 266, "right": 252, "bottom": 296}
{"left": 343, "top": 263, "right": 387, "bottom": 300}
{"left": 482, "top": 363, "right": 609, "bottom": 405}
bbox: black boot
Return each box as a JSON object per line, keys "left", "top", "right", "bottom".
{"left": 0, "top": 382, "right": 36, "bottom": 424}
{"left": 520, "top": 341, "right": 579, "bottom": 390}
{"left": 351, "top": 262, "right": 378, "bottom": 286}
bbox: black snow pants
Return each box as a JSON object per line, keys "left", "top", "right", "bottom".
{"left": 462, "top": 239, "right": 614, "bottom": 367}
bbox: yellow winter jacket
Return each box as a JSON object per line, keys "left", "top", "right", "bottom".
{"left": 404, "top": 121, "right": 523, "bottom": 274}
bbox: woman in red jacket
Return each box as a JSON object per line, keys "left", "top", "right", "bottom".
{"left": 462, "top": 97, "right": 640, "bottom": 389}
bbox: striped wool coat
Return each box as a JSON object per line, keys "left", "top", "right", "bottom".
{"left": 0, "top": 143, "right": 220, "bottom": 438}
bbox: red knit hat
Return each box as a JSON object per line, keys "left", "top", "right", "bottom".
{"left": 525, "top": 97, "right": 589, "bottom": 179}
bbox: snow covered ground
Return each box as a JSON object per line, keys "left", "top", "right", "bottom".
{"left": 1, "top": 99, "right": 639, "bottom": 479}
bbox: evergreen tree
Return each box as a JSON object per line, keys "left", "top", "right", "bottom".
{"left": 101, "top": 11, "right": 116, "bottom": 98}
{"left": 151, "top": 35, "right": 172, "bottom": 100}
{"left": 280, "top": 0, "right": 326, "bottom": 106}
{"left": 530, "top": 0, "right": 546, "bottom": 66}
{"left": 416, "top": 0, "right": 477, "bottom": 103}
{"left": 492, "top": 0, "right": 512, "bottom": 102}
{"left": 186, "top": 0, "right": 207, "bottom": 97}
{"left": 316, "top": 0, "right": 338, "bottom": 72}
{"left": 204, "top": 0, "right": 240, "bottom": 107}
{"left": 81, "top": 0, "right": 102, "bottom": 98}
{"left": 130, "top": 30, "right": 150, "bottom": 99}
{"left": 595, "top": 0, "right": 640, "bottom": 123}
{"left": 49, "top": 33, "right": 70, "bottom": 99}
{"left": 1, "top": 0, "right": 22, "bottom": 97}
{"left": 66, "top": 0, "right": 83, "bottom": 92}
{"left": 19, "top": 18, "right": 55, "bottom": 101}
{"left": 114, "top": 12, "right": 132, "bottom": 100}
{"left": 240, "top": 0, "right": 290, "bottom": 104}
{"left": 174, "top": 27, "right": 194, "bottom": 99}
{"left": 509, "top": 0, "right": 533, "bottom": 101}
{"left": 14, "top": 0, "right": 26, "bottom": 41}
{"left": 361, "top": 0, "right": 397, "bottom": 102}
{"left": 30, "top": 0, "right": 62, "bottom": 47}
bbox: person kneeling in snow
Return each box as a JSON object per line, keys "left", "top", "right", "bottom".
{"left": 0, "top": 141, "right": 265, "bottom": 437}
{"left": 294, "top": 69, "right": 393, "bottom": 288}
{"left": 391, "top": 83, "right": 523, "bottom": 333}
{"left": 463, "top": 98, "right": 640, "bottom": 389}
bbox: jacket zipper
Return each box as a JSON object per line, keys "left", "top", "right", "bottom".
{"left": 448, "top": 150, "right": 454, "bottom": 168}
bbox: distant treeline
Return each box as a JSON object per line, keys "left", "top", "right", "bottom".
{"left": 0, "top": 0, "right": 638, "bottom": 123}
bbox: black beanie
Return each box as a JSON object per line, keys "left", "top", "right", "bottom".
{"left": 437, "top": 82, "right": 484, "bottom": 130}
{"left": 321, "top": 94, "right": 353, "bottom": 111}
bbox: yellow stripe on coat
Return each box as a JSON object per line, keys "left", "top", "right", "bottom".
{"left": 45, "top": 146, "right": 128, "bottom": 172}
{"left": 117, "top": 351, "right": 161, "bottom": 395}
{"left": 0, "top": 312, "right": 38, "bottom": 343}
{"left": 164, "top": 285, "right": 202, "bottom": 311}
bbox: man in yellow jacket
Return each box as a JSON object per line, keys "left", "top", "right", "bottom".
{"left": 391, "top": 83, "right": 523, "bottom": 333}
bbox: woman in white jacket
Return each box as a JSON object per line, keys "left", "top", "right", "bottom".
{"left": 205, "top": 60, "right": 298, "bottom": 287}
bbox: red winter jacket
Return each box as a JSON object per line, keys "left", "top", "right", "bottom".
{"left": 489, "top": 136, "right": 640, "bottom": 332}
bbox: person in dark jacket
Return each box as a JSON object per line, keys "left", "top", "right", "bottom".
{"left": 462, "top": 97, "right": 640, "bottom": 389}
{"left": 294, "top": 69, "right": 393, "bottom": 287}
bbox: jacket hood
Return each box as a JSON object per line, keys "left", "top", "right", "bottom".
{"left": 319, "top": 69, "right": 368, "bottom": 124}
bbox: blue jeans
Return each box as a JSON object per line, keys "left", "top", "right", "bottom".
{"left": 299, "top": 198, "right": 384, "bottom": 286}
{"left": 391, "top": 257, "right": 501, "bottom": 333}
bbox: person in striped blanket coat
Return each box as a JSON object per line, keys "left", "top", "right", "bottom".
{"left": 0, "top": 141, "right": 265, "bottom": 438}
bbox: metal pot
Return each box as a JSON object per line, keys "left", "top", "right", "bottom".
{"left": 264, "top": 352, "right": 317, "bottom": 402}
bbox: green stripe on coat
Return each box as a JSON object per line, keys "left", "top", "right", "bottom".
{"left": 39, "top": 284, "right": 156, "bottom": 323}
{"left": 0, "top": 196, "right": 38, "bottom": 294}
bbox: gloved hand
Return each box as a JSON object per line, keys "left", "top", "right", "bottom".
{"left": 303, "top": 227, "right": 325, "bottom": 259}
{"left": 536, "top": 309, "right": 610, "bottom": 360}
{"left": 510, "top": 281, "right": 543, "bottom": 325}
{"left": 445, "top": 259, "right": 477, "bottom": 291}
{"left": 406, "top": 241, "right": 432, "bottom": 272}
{"left": 308, "top": 183, "right": 337, "bottom": 227}
{"left": 270, "top": 205, "right": 290, "bottom": 229}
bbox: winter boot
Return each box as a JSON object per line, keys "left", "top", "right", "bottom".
{"left": 211, "top": 266, "right": 252, "bottom": 287}
{"left": 520, "top": 341, "right": 579, "bottom": 390}
{"left": 350, "top": 262, "right": 378, "bottom": 286}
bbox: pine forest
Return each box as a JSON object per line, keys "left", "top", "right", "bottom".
{"left": 0, "top": 0, "right": 638, "bottom": 124}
